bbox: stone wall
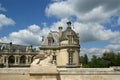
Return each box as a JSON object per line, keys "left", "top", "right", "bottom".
{"left": 0, "top": 68, "right": 29, "bottom": 80}
{"left": 0, "top": 68, "right": 120, "bottom": 80}
{"left": 58, "top": 68, "right": 120, "bottom": 80}
{"left": 0, "top": 68, "right": 29, "bottom": 74}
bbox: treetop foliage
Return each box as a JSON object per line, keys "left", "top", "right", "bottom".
{"left": 80, "top": 52, "right": 120, "bottom": 68}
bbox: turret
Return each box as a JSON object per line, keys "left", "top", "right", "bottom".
{"left": 58, "top": 26, "right": 63, "bottom": 39}
{"left": 67, "top": 21, "right": 71, "bottom": 29}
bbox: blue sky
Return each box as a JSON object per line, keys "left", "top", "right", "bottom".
{"left": 0, "top": 0, "right": 120, "bottom": 58}
{"left": 0, "top": 0, "right": 56, "bottom": 35}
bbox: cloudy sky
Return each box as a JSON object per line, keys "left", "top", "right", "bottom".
{"left": 0, "top": 0, "right": 120, "bottom": 58}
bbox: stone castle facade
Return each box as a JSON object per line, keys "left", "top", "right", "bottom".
{"left": 29, "top": 21, "right": 120, "bottom": 80}
{"left": 0, "top": 21, "right": 120, "bottom": 80}
{"left": 0, "top": 21, "right": 80, "bottom": 68}
{"left": 0, "top": 43, "right": 38, "bottom": 67}
{"left": 33, "top": 21, "right": 80, "bottom": 67}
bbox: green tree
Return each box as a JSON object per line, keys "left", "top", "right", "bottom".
{"left": 116, "top": 53, "right": 120, "bottom": 66}
{"left": 84, "top": 54, "right": 88, "bottom": 64}
{"left": 88, "top": 55, "right": 98, "bottom": 68}
{"left": 79, "top": 54, "right": 89, "bottom": 67}
{"left": 102, "top": 51, "right": 116, "bottom": 67}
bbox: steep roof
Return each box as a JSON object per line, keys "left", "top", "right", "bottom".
{"left": 0, "top": 42, "right": 27, "bottom": 52}
{"left": 60, "top": 26, "right": 78, "bottom": 41}
{"left": 41, "top": 31, "right": 59, "bottom": 46}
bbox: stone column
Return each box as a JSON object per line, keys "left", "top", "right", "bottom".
{"left": 28, "top": 56, "right": 32, "bottom": 64}
{"left": 17, "top": 56, "right": 20, "bottom": 64}
{"left": 6, "top": 56, "right": 9, "bottom": 68}
{"left": 29, "top": 56, "right": 32, "bottom": 63}
{"left": 15, "top": 55, "right": 17, "bottom": 64}
{"left": 26, "top": 56, "right": 28, "bottom": 64}
{"left": 2, "top": 56, "right": 4, "bottom": 64}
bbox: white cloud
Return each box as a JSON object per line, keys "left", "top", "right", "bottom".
{"left": 45, "top": 0, "right": 120, "bottom": 44}
{"left": 110, "top": 37, "right": 120, "bottom": 44}
{"left": 0, "top": 14, "right": 15, "bottom": 29}
{"left": 46, "top": 0, "right": 120, "bottom": 23}
{"left": 45, "top": 1, "right": 73, "bottom": 18}
{"left": 81, "top": 44, "right": 120, "bottom": 59}
{"left": 0, "top": 3, "right": 6, "bottom": 12}
{"left": 0, "top": 24, "right": 49, "bottom": 46}
{"left": 48, "top": 19, "right": 120, "bottom": 44}
{"left": 0, "top": 0, "right": 119, "bottom": 60}
{"left": 0, "top": 19, "right": 119, "bottom": 59}
{"left": 80, "top": 48, "right": 106, "bottom": 59}
{"left": 82, "top": 44, "right": 120, "bottom": 59}
{"left": 73, "top": 22, "right": 120, "bottom": 42}
{"left": 52, "top": 0, "right": 66, "bottom": 2}
{"left": 28, "top": 24, "right": 41, "bottom": 33}
{"left": 77, "top": 6, "right": 116, "bottom": 23}
{"left": 105, "top": 44, "right": 120, "bottom": 53}
{"left": 49, "top": 19, "right": 120, "bottom": 59}
{"left": 50, "top": 18, "right": 68, "bottom": 31}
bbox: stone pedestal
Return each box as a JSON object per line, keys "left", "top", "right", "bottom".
{"left": 30, "top": 65, "right": 59, "bottom": 80}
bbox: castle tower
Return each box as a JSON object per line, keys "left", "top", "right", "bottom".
{"left": 58, "top": 21, "right": 80, "bottom": 67}
{"left": 39, "top": 21, "right": 80, "bottom": 68}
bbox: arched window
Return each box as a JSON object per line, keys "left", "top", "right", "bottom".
{"left": 20, "top": 55, "right": 26, "bottom": 64}
{"left": 8, "top": 55, "right": 15, "bottom": 64}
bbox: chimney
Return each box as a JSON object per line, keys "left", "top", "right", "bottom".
{"left": 58, "top": 26, "right": 63, "bottom": 39}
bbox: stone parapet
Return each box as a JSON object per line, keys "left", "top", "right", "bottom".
{"left": 30, "top": 65, "right": 58, "bottom": 74}
{"left": 0, "top": 68, "right": 29, "bottom": 74}
{"left": 58, "top": 68, "right": 120, "bottom": 75}
{"left": 30, "top": 65, "right": 58, "bottom": 80}
{"left": 0, "top": 68, "right": 120, "bottom": 80}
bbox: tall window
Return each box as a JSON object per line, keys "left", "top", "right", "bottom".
{"left": 68, "top": 52, "right": 73, "bottom": 65}
{"left": 8, "top": 55, "right": 15, "bottom": 64}
{"left": 4, "top": 56, "right": 6, "bottom": 63}
{"left": 20, "top": 55, "right": 26, "bottom": 64}
{"left": 67, "top": 48, "right": 74, "bottom": 65}
{"left": 52, "top": 55, "right": 56, "bottom": 64}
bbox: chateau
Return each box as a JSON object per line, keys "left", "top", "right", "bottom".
{"left": 35, "top": 21, "right": 80, "bottom": 68}
{"left": 0, "top": 21, "right": 120, "bottom": 80}
{"left": 0, "top": 42, "right": 38, "bottom": 67}
{"left": 0, "top": 21, "right": 80, "bottom": 68}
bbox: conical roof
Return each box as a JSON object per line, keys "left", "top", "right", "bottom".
{"left": 60, "top": 21, "right": 78, "bottom": 41}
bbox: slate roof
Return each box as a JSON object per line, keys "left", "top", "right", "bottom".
{"left": 60, "top": 27, "right": 78, "bottom": 41}
{"left": 0, "top": 42, "right": 27, "bottom": 52}
{"left": 41, "top": 31, "right": 59, "bottom": 46}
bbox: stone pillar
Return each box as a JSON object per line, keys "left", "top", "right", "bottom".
{"left": 6, "top": 56, "right": 9, "bottom": 68}
{"left": 2, "top": 56, "right": 4, "bottom": 64}
{"left": 18, "top": 56, "right": 20, "bottom": 64}
{"left": 26, "top": 56, "right": 28, "bottom": 64}
{"left": 15, "top": 55, "right": 17, "bottom": 64}
{"left": 29, "top": 56, "right": 32, "bottom": 64}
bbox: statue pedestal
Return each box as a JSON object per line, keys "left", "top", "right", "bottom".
{"left": 30, "top": 65, "right": 59, "bottom": 80}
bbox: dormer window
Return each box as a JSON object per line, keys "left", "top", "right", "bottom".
{"left": 48, "top": 39, "right": 51, "bottom": 46}
{"left": 48, "top": 38, "right": 54, "bottom": 46}
{"left": 47, "top": 32, "right": 54, "bottom": 46}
